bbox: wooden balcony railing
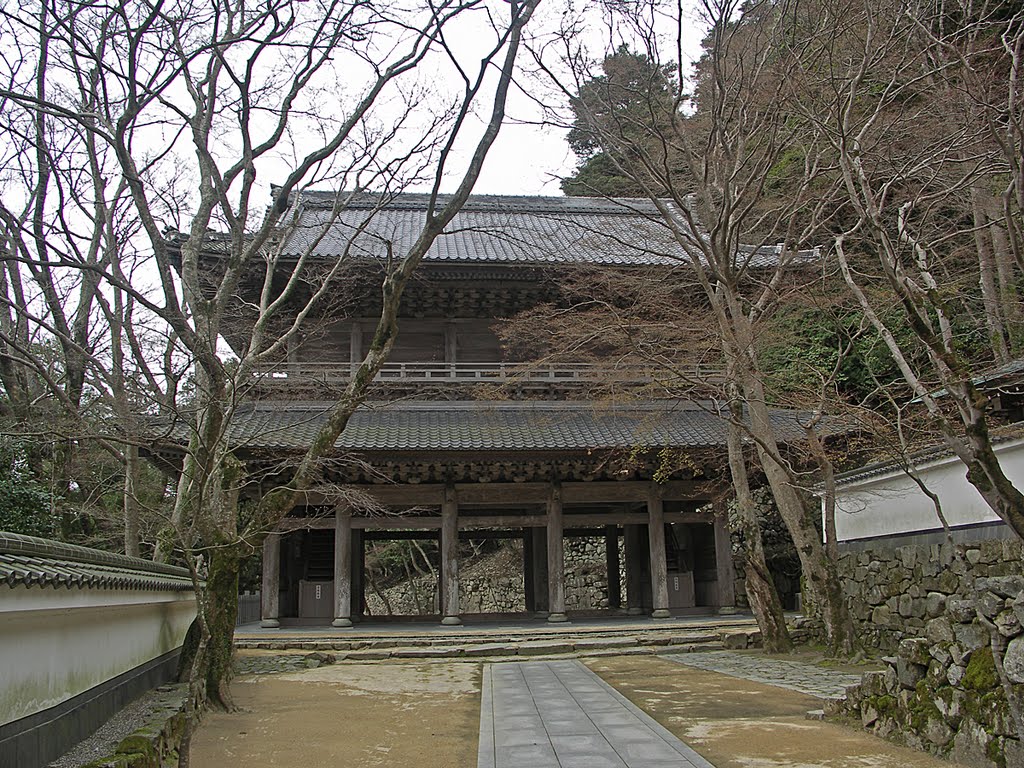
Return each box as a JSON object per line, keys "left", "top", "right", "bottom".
{"left": 252, "top": 361, "right": 724, "bottom": 387}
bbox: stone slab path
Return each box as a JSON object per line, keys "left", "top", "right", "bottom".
{"left": 478, "top": 660, "right": 714, "bottom": 768}
{"left": 663, "top": 650, "right": 862, "bottom": 700}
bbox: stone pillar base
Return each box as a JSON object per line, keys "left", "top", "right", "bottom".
{"left": 651, "top": 609, "right": 671, "bottom": 619}
{"left": 332, "top": 617, "right": 353, "bottom": 627}
{"left": 441, "top": 616, "right": 463, "bottom": 626}
{"left": 259, "top": 618, "right": 280, "bottom": 629}
{"left": 547, "top": 612, "right": 569, "bottom": 623}
{"left": 718, "top": 606, "right": 738, "bottom": 616}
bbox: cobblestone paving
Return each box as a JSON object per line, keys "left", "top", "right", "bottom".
{"left": 663, "top": 651, "right": 862, "bottom": 700}
{"left": 478, "top": 660, "right": 714, "bottom": 768}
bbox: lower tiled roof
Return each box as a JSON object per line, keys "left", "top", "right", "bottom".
{"left": 159, "top": 399, "right": 831, "bottom": 453}
{"left": 0, "top": 531, "right": 194, "bottom": 591}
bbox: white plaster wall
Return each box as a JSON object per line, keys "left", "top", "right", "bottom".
{"left": 831, "top": 438, "right": 1024, "bottom": 542}
{"left": 0, "top": 587, "right": 196, "bottom": 726}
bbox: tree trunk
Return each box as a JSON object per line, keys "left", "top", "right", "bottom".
{"left": 973, "top": 185, "right": 1009, "bottom": 362}
{"left": 727, "top": 299, "right": 856, "bottom": 655}
{"left": 123, "top": 443, "right": 141, "bottom": 558}
{"left": 725, "top": 395, "right": 792, "bottom": 652}
{"left": 201, "top": 543, "right": 240, "bottom": 710}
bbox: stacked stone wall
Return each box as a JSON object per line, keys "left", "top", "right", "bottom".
{"left": 832, "top": 536, "right": 1024, "bottom": 766}
{"left": 838, "top": 538, "right": 1024, "bottom": 651}
{"left": 563, "top": 537, "right": 625, "bottom": 611}
{"left": 365, "top": 537, "right": 624, "bottom": 616}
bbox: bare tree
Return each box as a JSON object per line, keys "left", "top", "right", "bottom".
{"left": 790, "top": 0, "right": 1024, "bottom": 539}
{"left": 534, "top": 0, "right": 857, "bottom": 652}
{"left": 0, "top": 0, "right": 543, "bottom": 733}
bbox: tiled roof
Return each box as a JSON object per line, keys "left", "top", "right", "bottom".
{"left": 262, "top": 192, "right": 820, "bottom": 269}
{"left": 832, "top": 429, "right": 1024, "bottom": 488}
{"left": 159, "top": 400, "right": 834, "bottom": 453}
{"left": 0, "top": 531, "right": 194, "bottom": 591}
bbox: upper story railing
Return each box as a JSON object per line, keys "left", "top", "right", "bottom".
{"left": 251, "top": 361, "right": 725, "bottom": 389}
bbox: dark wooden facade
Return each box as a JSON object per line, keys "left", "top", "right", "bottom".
{"left": 193, "top": 193, "right": 821, "bottom": 626}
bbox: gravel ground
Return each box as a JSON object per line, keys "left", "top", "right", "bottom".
{"left": 45, "top": 655, "right": 310, "bottom": 768}
{"left": 47, "top": 688, "right": 173, "bottom": 768}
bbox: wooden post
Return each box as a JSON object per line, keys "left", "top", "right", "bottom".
{"left": 605, "top": 524, "right": 621, "bottom": 609}
{"left": 523, "top": 530, "right": 535, "bottom": 613}
{"left": 441, "top": 485, "right": 462, "bottom": 625}
{"left": 547, "top": 483, "right": 567, "bottom": 622}
{"left": 713, "top": 501, "right": 737, "bottom": 614}
{"left": 531, "top": 526, "right": 549, "bottom": 615}
{"left": 349, "top": 321, "right": 362, "bottom": 376}
{"left": 624, "top": 524, "right": 644, "bottom": 615}
{"left": 332, "top": 509, "right": 353, "bottom": 627}
{"left": 648, "top": 491, "right": 671, "bottom": 619}
{"left": 445, "top": 321, "right": 457, "bottom": 376}
{"left": 352, "top": 529, "right": 365, "bottom": 621}
{"left": 260, "top": 533, "right": 281, "bottom": 628}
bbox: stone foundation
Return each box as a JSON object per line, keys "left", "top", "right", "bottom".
{"left": 365, "top": 538, "right": 624, "bottom": 616}
{"left": 831, "top": 536, "right": 1024, "bottom": 767}
{"left": 837, "top": 538, "right": 1024, "bottom": 652}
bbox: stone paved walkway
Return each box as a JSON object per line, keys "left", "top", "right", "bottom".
{"left": 478, "top": 660, "right": 714, "bottom": 768}
{"left": 663, "top": 650, "right": 862, "bottom": 700}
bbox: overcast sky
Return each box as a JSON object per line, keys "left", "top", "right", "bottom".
{"left": 414, "top": 1, "right": 709, "bottom": 197}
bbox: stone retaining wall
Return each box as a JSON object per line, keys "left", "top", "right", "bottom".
{"left": 365, "top": 538, "right": 624, "bottom": 616}
{"left": 832, "top": 574, "right": 1024, "bottom": 767}
{"left": 837, "top": 537, "right": 1024, "bottom": 651}
{"left": 830, "top": 534, "right": 1024, "bottom": 766}
{"left": 81, "top": 685, "right": 187, "bottom": 768}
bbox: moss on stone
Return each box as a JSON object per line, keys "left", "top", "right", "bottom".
{"left": 987, "top": 735, "right": 1006, "bottom": 768}
{"left": 115, "top": 732, "right": 159, "bottom": 756}
{"left": 81, "top": 752, "right": 150, "bottom": 768}
{"left": 909, "top": 682, "right": 943, "bottom": 730}
{"left": 964, "top": 646, "right": 998, "bottom": 691}
{"left": 872, "top": 694, "right": 899, "bottom": 716}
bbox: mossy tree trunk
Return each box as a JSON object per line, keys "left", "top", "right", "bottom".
{"left": 726, "top": 386, "right": 792, "bottom": 653}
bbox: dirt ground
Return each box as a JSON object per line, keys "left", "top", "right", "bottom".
{"left": 587, "top": 655, "right": 966, "bottom": 768}
{"left": 190, "top": 653, "right": 969, "bottom": 768}
{"left": 189, "top": 661, "right": 481, "bottom": 768}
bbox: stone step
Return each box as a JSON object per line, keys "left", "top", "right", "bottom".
{"left": 235, "top": 629, "right": 746, "bottom": 656}
{"left": 236, "top": 636, "right": 730, "bottom": 668}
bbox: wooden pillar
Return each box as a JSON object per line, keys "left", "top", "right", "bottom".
{"left": 714, "top": 501, "right": 738, "bottom": 614}
{"left": 523, "top": 530, "right": 535, "bottom": 613}
{"left": 260, "top": 533, "right": 281, "bottom": 628}
{"left": 546, "top": 483, "right": 567, "bottom": 622}
{"left": 352, "top": 529, "right": 364, "bottom": 621}
{"left": 531, "top": 526, "right": 549, "bottom": 615}
{"left": 648, "top": 492, "right": 671, "bottom": 619}
{"left": 624, "top": 524, "right": 645, "bottom": 615}
{"left": 605, "top": 524, "right": 621, "bottom": 610}
{"left": 445, "top": 321, "right": 457, "bottom": 375}
{"left": 349, "top": 321, "right": 362, "bottom": 375}
{"left": 441, "top": 485, "right": 462, "bottom": 625}
{"left": 332, "top": 509, "right": 353, "bottom": 627}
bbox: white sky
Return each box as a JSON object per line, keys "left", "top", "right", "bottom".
{"left": 399, "top": 1, "right": 710, "bottom": 197}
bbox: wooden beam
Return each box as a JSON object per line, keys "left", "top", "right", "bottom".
{"left": 303, "top": 480, "right": 715, "bottom": 508}
{"left": 276, "top": 510, "right": 711, "bottom": 532}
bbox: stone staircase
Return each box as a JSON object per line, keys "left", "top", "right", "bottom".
{"left": 234, "top": 615, "right": 768, "bottom": 661}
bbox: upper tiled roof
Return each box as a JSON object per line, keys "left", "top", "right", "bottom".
{"left": 0, "top": 531, "right": 194, "bottom": 591}
{"left": 265, "top": 191, "right": 819, "bottom": 269}
{"left": 158, "top": 399, "right": 834, "bottom": 454}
